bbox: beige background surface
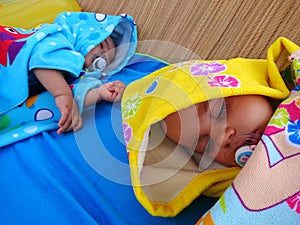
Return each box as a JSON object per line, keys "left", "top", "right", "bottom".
{"left": 77, "top": 0, "right": 300, "bottom": 62}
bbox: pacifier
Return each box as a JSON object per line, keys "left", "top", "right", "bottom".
{"left": 235, "top": 145, "right": 254, "bottom": 167}
{"left": 87, "top": 56, "right": 107, "bottom": 72}
{"left": 234, "top": 133, "right": 260, "bottom": 167}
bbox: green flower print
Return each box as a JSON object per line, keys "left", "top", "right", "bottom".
{"left": 269, "top": 108, "right": 289, "bottom": 128}
{"left": 122, "top": 94, "right": 142, "bottom": 119}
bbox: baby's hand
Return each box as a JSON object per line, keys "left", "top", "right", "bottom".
{"left": 99, "top": 80, "right": 126, "bottom": 102}
{"left": 55, "top": 94, "right": 82, "bottom": 134}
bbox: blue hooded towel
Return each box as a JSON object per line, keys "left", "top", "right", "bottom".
{"left": 0, "top": 11, "right": 137, "bottom": 114}
{"left": 0, "top": 12, "right": 137, "bottom": 146}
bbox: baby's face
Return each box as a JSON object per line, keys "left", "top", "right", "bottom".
{"left": 84, "top": 36, "right": 116, "bottom": 68}
{"left": 163, "top": 95, "right": 273, "bottom": 167}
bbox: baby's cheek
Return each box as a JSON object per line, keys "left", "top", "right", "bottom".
{"left": 84, "top": 52, "right": 93, "bottom": 67}
{"left": 215, "top": 149, "right": 238, "bottom": 167}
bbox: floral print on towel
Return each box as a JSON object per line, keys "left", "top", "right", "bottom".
{"left": 190, "top": 61, "right": 240, "bottom": 88}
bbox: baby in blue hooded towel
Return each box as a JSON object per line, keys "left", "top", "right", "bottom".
{"left": 0, "top": 11, "right": 137, "bottom": 134}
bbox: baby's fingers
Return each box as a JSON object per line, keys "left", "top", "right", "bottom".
{"left": 57, "top": 108, "right": 68, "bottom": 127}
{"left": 57, "top": 113, "right": 72, "bottom": 134}
{"left": 112, "top": 80, "right": 126, "bottom": 88}
{"left": 109, "top": 82, "right": 125, "bottom": 93}
{"left": 72, "top": 113, "right": 82, "bottom": 132}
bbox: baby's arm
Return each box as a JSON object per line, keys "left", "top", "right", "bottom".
{"left": 33, "top": 68, "right": 82, "bottom": 134}
{"left": 84, "top": 80, "right": 125, "bottom": 107}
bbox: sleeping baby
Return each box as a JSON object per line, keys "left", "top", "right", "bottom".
{"left": 162, "top": 95, "right": 275, "bottom": 167}
{"left": 32, "top": 36, "right": 125, "bottom": 134}
{"left": 0, "top": 11, "right": 137, "bottom": 134}
{"left": 120, "top": 36, "right": 300, "bottom": 217}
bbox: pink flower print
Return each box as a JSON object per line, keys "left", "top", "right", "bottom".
{"left": 122, "top": 123, "right": 132, "bottom": 145}
{"left": 191, "top": 61, "right": 226, "bottom": 76}
{"left": 286, "top": 192, "right": 300, "bottom": 214}
{"left": 207, "top": 75, "right": 240, "bottom": 88}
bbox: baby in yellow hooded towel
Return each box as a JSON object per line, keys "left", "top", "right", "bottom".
{"left": 121, "top": 37, "right": 300, "bottom": 217}
{"left": 163, "top": 93, "right": 273, "bottom": 168}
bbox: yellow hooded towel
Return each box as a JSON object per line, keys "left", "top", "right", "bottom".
{"left": 121, "top": 37, "right": 300, "bottom": 217}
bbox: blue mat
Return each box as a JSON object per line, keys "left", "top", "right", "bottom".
{"left": 0, "top": 54, "right": 217, "bottom": 224}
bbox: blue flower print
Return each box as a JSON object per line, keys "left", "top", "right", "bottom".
{"left": 287, "top": 120, "right": 300, "bottom": 145}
